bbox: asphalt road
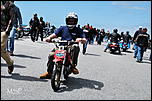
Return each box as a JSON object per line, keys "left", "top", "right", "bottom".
{"left": 1, "top": 37, "right": 151, "bottom": 100}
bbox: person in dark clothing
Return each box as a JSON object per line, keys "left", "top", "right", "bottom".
{"left": 29, "top": 13, "right": 40, "bottom": 42}
{"left": 82, "top": 27, "right": 90, "bottom": 54}
{"left": 122, "top": 31, "right": 132, "bottom": 49}
{"left": 134, "top": 28, "right": 150, "bottom": 62}
{"left": 120, "top": 32, "right": 124, "bottom": 41}
{"left": 133, "top": 26, "right": 143, "bottom": 42}
{"left": 88, "top": 26, "right": 93, "bottom": 44}
{"left": 6, "top": 3, "right": 22, "bottom": 56}
{"left": 1, "top": 1, "right": 16, "bottom": 74}
{"left": 92, "top": 28, "right": 98, "bottom": 44}
{"left": 104, "top": 28, "right": 121, "bottom": 53}
{"left": 95, "top": 29, "right": 100, "bottom": 42}
{"left": 36, "top": 17, "right": 45, "bottom": 41}
{"left": 97, "top": 29, "right": 102, "bottom": 45}
{"left": 100, "top": 29, "right": 105, "bottom": 43}
{"left": 132, "top": 26, "right": 143, "bottom": 58}
{"left": 123, "top": 31, "right": 132, "bottom": 44}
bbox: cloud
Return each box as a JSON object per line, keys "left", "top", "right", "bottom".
{"left": 112, "top": 1, "right": 132, "bottom": 6}
{"left": 125, "top": 6, "right": 145, "bottom": 10}
{"left": 111, "top": 1, "right": 146, "bottom": 10}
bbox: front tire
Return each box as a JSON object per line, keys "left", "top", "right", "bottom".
{"left": 63, "top": 66, "right": 70, "bottom": 80}
{"left": 51, "top": 63, "right": 62, "bottom": 92}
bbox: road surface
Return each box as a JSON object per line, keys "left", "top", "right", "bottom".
{"left": 1, "top": 37, "right": 151, "bottom": 100}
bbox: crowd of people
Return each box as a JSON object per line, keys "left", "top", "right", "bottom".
{"left": 1, "top": 1, "right": 151, "bottom": 78}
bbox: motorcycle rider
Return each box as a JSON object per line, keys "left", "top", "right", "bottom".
{"left": 104, "top": 28, "right": 121, "bottom": 53}
{"left": 123, "top": 31, "right": 132, "bottom": 46}
{"left": 120, "top": 32, "right": 124, "bottom": 41}
{"left": 40, "top": 12, "right": 86, "bottom": 79}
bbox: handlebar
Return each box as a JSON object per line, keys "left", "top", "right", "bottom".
{"left": 51, "top": 40, "right": 79, "bottom": 46}
{"left": 49, "top": 40, "right": 78, "bottom": 49}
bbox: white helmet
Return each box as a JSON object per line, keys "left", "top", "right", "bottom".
{"left": 139, "top": 26, "right": 142, "bottom": 29}
{"left": 66, "top": 12, "right": 78, "bottom": 29}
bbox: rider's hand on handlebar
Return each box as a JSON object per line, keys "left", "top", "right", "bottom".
{"left": 76, "top": 38, "right": 86, "bottom": 44}
{"left": 45, "top": 37, "right": 52, "bottom": 43}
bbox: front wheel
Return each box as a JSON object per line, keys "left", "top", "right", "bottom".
{"left": 51, "top": 63, "right": 62, "bottom": 92}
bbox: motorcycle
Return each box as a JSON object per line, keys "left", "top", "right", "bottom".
{"left": 109, "top": 42, "right": 121, "bottom": 54}
{"left": 15, "top": 25, "right": 31, "bottom": 39}
{"left": 42, "top": 27, "right": 51, "bottom": 38}
{"left": 43, "top": 25, "right": 56, "bottom": 38}
{"left": 119, "top": 40, "right": 130, "bottom": 52}
{"left": 50, "top": 40, "right": 78, "bottom": 92}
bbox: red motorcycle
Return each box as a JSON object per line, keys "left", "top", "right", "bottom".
{"left": 50, "top": 40, "right": 78, "bottom": 92}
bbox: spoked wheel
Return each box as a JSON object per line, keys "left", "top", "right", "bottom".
{"left": 51, "top": 63, "right": 62, "bottom": 92}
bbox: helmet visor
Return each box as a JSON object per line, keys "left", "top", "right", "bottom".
{"left": 66, "top": 18, "right": 77, "bottom": 25}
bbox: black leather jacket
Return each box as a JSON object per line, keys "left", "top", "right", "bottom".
{"left": 109, "top": 32, "right": 121, "bottom": 43}
{"left": 1, "top": 3, "right": 16, "bottom": 34}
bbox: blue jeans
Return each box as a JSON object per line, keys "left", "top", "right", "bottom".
{"left": 136, "top": 45, "right": 144, "bottom": 61}
{"left": 127, "top": 42, "right": 130, "bottom": 48}
{"left": 7, "top": 26, "right": 16, "bottom": 53}
{"left": 83, "top": 39, "right": 89, "bottom": 53}
{"left": 91, "top": 34, "right": 95, "bottom": 44}
{"left": 134, "top": 44, "right": 138, "bottom": 57}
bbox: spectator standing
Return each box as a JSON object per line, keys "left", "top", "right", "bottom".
{"left": 6, "top": 1, "right": 22, "bottom": 56}
{"left": 1, "top": 1, "right": 16, "bottom": 74}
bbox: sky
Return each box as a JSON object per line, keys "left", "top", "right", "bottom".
{"left": 15, "top": 1, "right": 151, "bottom": 37}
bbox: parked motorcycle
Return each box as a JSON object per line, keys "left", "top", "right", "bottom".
{"left": 15, "top": 25, "right": 31, "bottom": 39}
{"left": 43, "top": 25, "right": 56, "bottom": 38}
{"left": 50, "top": 40, "right": 78, "bottom": 92}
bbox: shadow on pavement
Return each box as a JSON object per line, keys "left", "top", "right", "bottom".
{"left": 1, "top": 73, "right": 48, "bottom": 82}
{"left": 84, "top": 53, "right": 101, "bottom": 56}
{"left": 57, "top": 77, "right": 104, "bottom": 93}
{"left": 1, "top": 63, "right": 26, "bottom": 68}
{"left": 13, "top": 54, "right": 41, "bottom": 59}
{"left": 109, "top": 52, "right": 126, "bottom": 56}
{"left": 123, "top": 50, "right": 134, "bottom": 53}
